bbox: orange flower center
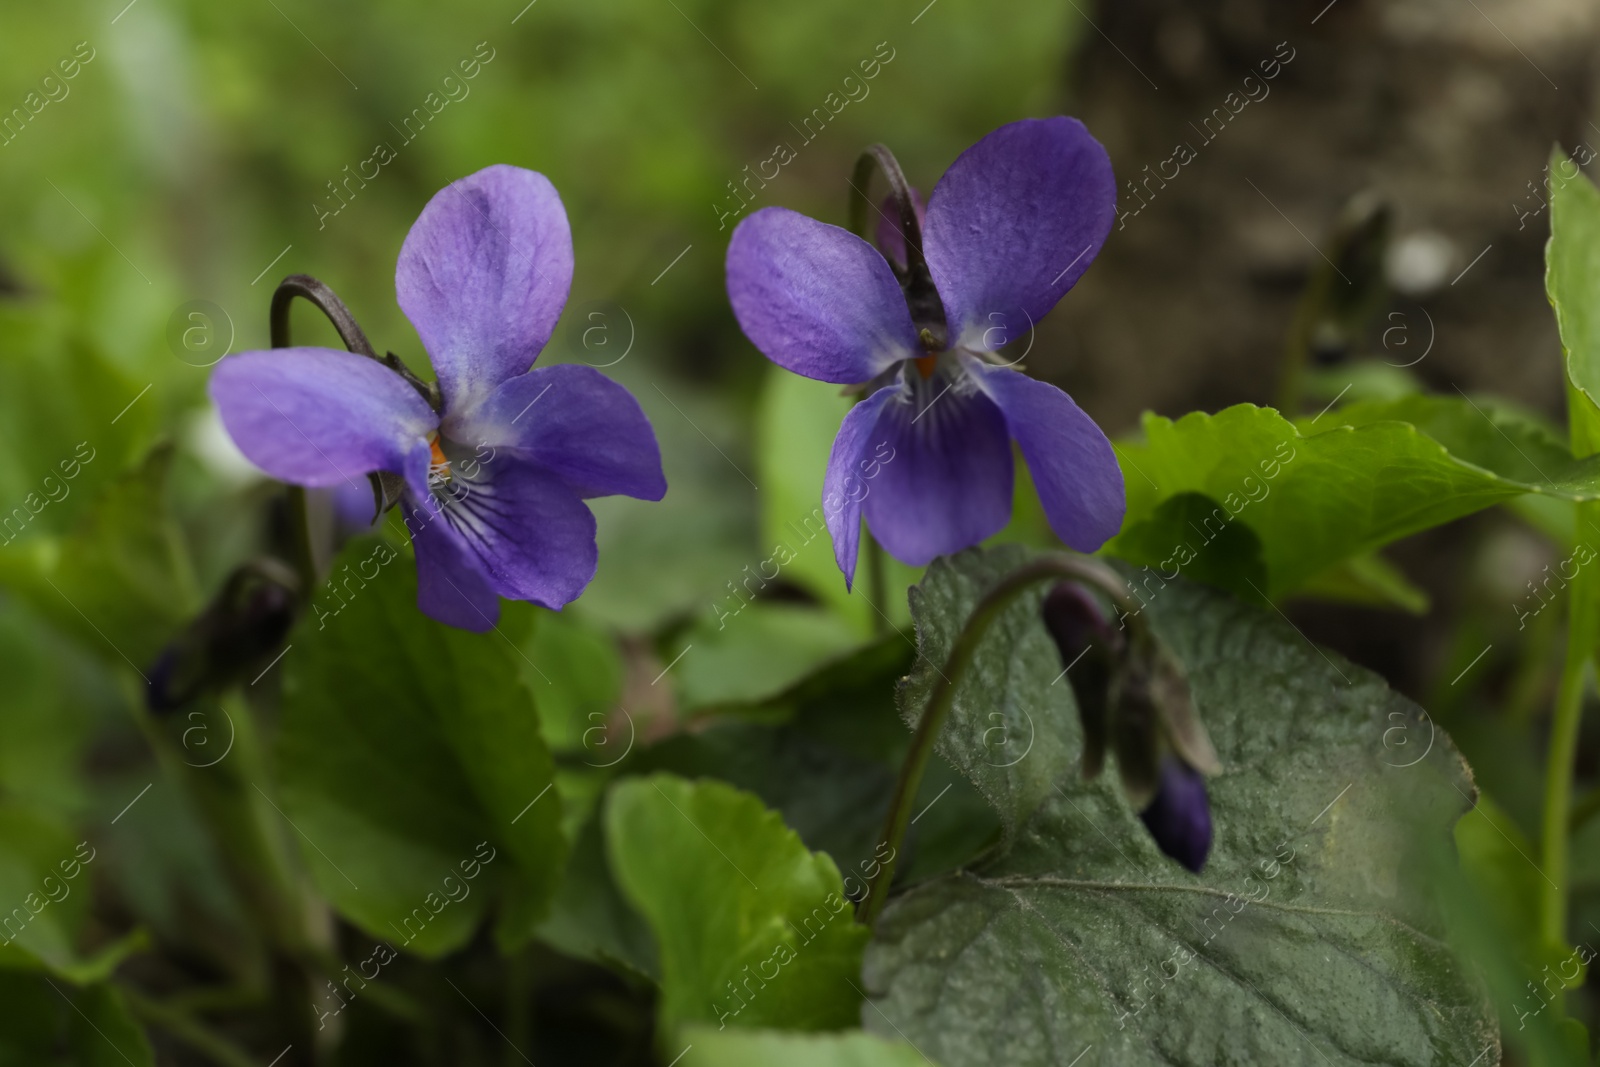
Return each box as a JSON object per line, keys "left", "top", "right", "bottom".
{"left": 913, "top": 354, "right": 939, "bottom": 379}
{"left": 428, "top": 435, "right": 451, "bottom": 481}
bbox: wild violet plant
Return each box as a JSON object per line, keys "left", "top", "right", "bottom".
{"left": 20, "top": 114, "right": 1600, "bottom": 1065}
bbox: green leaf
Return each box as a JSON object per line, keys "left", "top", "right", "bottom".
{"left": 0, "top": 311, "right": 158, "bottom": 540}
{"left": 865, "top": 547, "right": 1496, "bottom": 1067}
{"left": 606, "top": 775, "right": 868, "bottom": 1032}
{"left": 0, "top": 444, "right": 197, "bottom": 668}
{"left": 636, "top": 636, "right": 998, "bottom": 889}
{"left": 1293, "top": 552, "right": 1429, "bottom": 614}
{"left": 0, "top": 974, "right": 154, "bottom": 1067}
{"left": 1304, "top": 360, "right": 1424, "bottom": 406}
{"left": 536, "top": 813, "right": 658, "bottom": 979}
{"left": 1455, "top": 793, "right": 1570, "bottom": 979}
{"left": 0, "top": 808, "right": 98, "bottom": 978}
{"left": 0, "top": 805, "right": 146, "bottom": 987}
{"left": 1547, "top": 145, "right": 1600, "bottom": 452}
{"left": 1440, "top": 798, "right": 1589, "bottom": 1066}
{"left": 583, "top": 369, "right": 759, "bottom": 632}
{"left": 1109, "top": 399, "right": 1600, "bottom": 601}
{"left": 678, "top": 1025, "right": 930, "bottom": 1066}
{"left": 541, "top": 639, "right": 996, "bottom": 985}
{"left": 675, "top": 602, "right": 867, "bottom": 712}
{"left": 512, "top": 604, "right": 623, "bottom": 753}
{"left": 277, "top": 537, "right": 565, "bottom": 957}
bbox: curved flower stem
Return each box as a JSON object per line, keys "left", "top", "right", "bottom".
{"left": 267, "top": 273, "right": 431, "bottom": 587}
{"left": 847, "top": 144, "right": 947, "bottom": 346}
{"left": 848, "top": 146, "right": 926, "bottom": 280}
{"left": 269, "top": 273, "right": 378, "bottom": 358}
{"left": 269, "top": 274, "right": 381, "bottom": 592}
{"left": 857, "top": 553, "right": 1143, "bottom": 925}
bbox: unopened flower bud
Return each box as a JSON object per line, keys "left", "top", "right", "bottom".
{"left": 1138, "top": 755, "right": 1213, "bottom": 873}
{"left": 146, "top": 559, "right": 299, "bottom": 712}
{"left": 1042, "top": 582, "right": 1123, "bottom": 778}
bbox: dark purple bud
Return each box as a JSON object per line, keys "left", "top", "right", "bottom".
{"left": 874, "top": 188, "right": 926, "bottom": 271}
{"left": 145, "top": 559, "right": 299, "bottom": 713}
{"left": 1042, "top": 582, "right": 1123, "bottom": 778}
{"left": 1139, "top": 756, "right": 1213, "bottom": 873}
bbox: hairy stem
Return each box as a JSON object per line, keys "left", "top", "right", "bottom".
{"left": 857, "top": 554, "right": 1142, "bottom": 925}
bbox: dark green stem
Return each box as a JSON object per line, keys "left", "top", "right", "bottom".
{"left": 505, "top": 950, "right": 534, "bottom": 1067}
{"left": 1541, "top": 537, "right": 1595, "bottom": 948}
{"left": 1540, "top": 388, "right": 1600, "bottom": 950}
{"left": 1571, "top": 786, "right": 1600, "bottom": 833}
{"left": 857, "top": 554, "right": 1143, "bottom": 925}
{"left": 123, "top": 988, "right": 261, "bottom": 1067}
{"left": 285, "top": 486, "right": 317, "bottom": 611}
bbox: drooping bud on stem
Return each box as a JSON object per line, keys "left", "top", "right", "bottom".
{"left": 1041, "top": 579, "right": 1220, "bottom": 872}
{"left": 146, "top": 558, "right": 300, "bottom": 713}
{"left": 1139, "top": 756, "right": 1213, "bottom": 874}
{"left": 1041, "top": 582, "right": 1122, "bottom": 779}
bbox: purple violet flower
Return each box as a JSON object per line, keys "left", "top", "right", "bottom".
{"left": 726, "top": 117, "right": 1125, "bottom": 586}
{"left": 209, "top": 165, "right": 666, "bottom": 631}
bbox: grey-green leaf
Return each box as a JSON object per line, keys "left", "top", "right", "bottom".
{"left": 898, "top": 546, "right": 1083, "bottom": 835}
{"left": 866, "top": 548, "right": 1495, "bottom": 1067}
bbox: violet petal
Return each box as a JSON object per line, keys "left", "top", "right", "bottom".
{"left": 923, "top": 117, "right": 1116, "bottom": 350}
{"left": 967, "top": 360, "right": 1124, "bottom": 552}
{"left": 396, "top": 165, "right": 574, "bottom": 413}
{"left": 727, "top": 207, "right": 920, "bottom": 385}
{"left": 454, "top": 364, "right": 666, "bottom": 502}
{"left": 208, "top": 346, "right": 436, "bottom": 493}
{"left": 405, "top": 494, "right": 502, "bottom": 632}
{"left": 822, "top": 386, "right": 898, "bottom": 589}
{"left": 861, "top": 373, "right": 1014, "bottom": 566}
{"left": 413, "top": 451, "right": 599, "bottom": 614}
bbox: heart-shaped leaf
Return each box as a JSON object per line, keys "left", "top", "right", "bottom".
{"left": 606, "top": 775, "right": 869, "bottom": 1033}
{"left": 276, "top": 538, "right": 565, "bottom": 957}
{"left": 867, "top": 548, "right": 1496, "bottom": 1066}
{"left": 1109, "top": 397, "right": 1600, "bottom": 602}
